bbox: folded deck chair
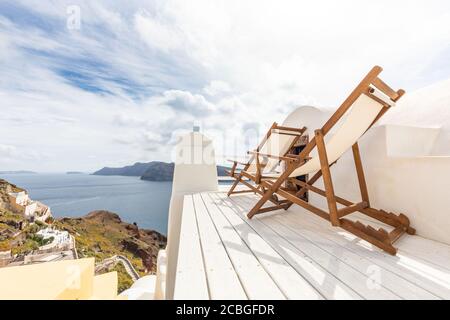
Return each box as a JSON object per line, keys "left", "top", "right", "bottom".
{"left": 246, "top": 66, "right": 415, "bottom": 255}
{"left": 227, "top": 123, "right": 307, "bottom": 207}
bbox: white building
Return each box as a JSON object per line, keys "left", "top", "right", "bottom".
{"left": 8, "top": 191, "right": 29, "bottom": 206}
{"left": 8, "top": 192, "right": 52, "bottom": 223}
{"left": 36, "top": 228, "right": 71, "bottom": 248}
{"left": 24, "top": 202, "right": 38, "bottom": 219}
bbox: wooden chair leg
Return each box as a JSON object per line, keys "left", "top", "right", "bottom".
{"left": 248, "top": 164, "right": 296, "bottom": 219}
{"left": 340, "top": 218, "right": 397, "bottom": 255}
{"left": 315, "top": 129, "right": 340, "bottom": 226}
{"left": 352, "top": 142, "right": 370, "bottom": 205}
{"left": 284, "top": 171, "right": 322, "bottom": 210}
{"left": 227, "top": 173, "right": 243, "bottom": 196}
{"left": 247, "top": 187, "right": 276, "bottom": 219}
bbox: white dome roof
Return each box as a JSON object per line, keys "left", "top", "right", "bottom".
{"left": 381, "top": 78, "right": 450, "bottom": 130}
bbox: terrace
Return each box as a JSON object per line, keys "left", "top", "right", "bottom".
{"left": 152, "top": 73, "right": 450, "bottom": 300}
{"left": 173, "top": 189, "right": 450, "bottom": 300}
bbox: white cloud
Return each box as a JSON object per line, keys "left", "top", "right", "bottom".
{"left": 161, "top": 90, "right": 216, "bottom": 115}
{"left": 134, "top": 9, "right": 184, "bottom": 52}
{"left": 203, "top": 80, "right": 231, "bottom": 97}
{"left": 0, "top": 144, "right": 16, "bottom": 158}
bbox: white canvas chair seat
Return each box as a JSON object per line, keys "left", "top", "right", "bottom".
{"left": 257, "top": 91, "right": 388, "bottom": 178}
{"left": 227, "top": 122, "right": 307, "bottom": 198}
{"left": 290, "top": 93, "right": 385, "bottom": 176}
{"left": 244, "top": 130, "right": 298, "bottom": 174}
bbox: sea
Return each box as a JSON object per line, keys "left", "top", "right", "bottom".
{"left": 0, "top": 173, "right": 172, "bottom": 235}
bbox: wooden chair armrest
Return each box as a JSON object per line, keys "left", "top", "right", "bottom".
{"left": 227, "top": 159, "right": 248, "bottom": 166}
{"left": 273, "top": 125, "right": 307, "bottom": 134}
{"left": 286, "top": 154, "right": 312, "bottom": 160}
{"left": 247, "top": 151, "right": 300, "bottom": 162}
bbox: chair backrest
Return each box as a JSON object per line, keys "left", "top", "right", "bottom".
{"left": 288, "top": 66, "right": 403, "bottom": 177}
{"left": 247, "top": 129, "right": 298, "bottom": 173}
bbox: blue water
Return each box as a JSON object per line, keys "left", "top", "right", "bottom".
{"left": 1, "top": 174, "right": 172, "bottom": 235}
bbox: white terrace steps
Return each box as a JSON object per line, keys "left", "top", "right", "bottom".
{"left": 173, "top": 191, "right": 450, "bottom": 300}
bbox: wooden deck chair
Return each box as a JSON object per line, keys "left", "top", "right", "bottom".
{"left": 227, "top": 123, "right": 307, "bottom": 207}
{"left": 246, "top": 66, "right": 415, "bottom": 255}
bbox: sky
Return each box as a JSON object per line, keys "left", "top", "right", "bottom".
{"left": 0, "top": 0, "right": 449, "bottom": 172}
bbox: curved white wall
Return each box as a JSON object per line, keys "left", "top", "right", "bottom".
{"left": 381, "top": 77, "right": 450, "bottom": 156}
{"left": 282, "top": 105, "right": 332, "bottom": 136}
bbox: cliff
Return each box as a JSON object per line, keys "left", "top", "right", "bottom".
{"left": 0, "top": 179, "right": 44, "bottom": 254}
{"left": 140, "top": 162, "right": 175, "bottom": 181}
{"left": 54, "top": 210, "right": 167, "bottom": 291}
{"left": 0, "top": 179, "right": 24, "bottom": 211}
{"left": 92, "top": 162, "right": 155, "bottom": 176}
{"left": 1, "top": 178, "right": 167, "bottom": 293}
{"left": 141, "top": 162, "right": 230, "bottom": 181}
{"left": 93, "top": 161, "right": 230, "bottom": 181}
{"left": 0, "top": 171, "right": 36, "bottom": 174}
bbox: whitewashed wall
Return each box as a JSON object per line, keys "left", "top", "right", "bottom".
{"left": 158, "top": 131, "right": 218, "bottom": 300}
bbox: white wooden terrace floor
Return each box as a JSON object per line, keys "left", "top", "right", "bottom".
{"left": 174, "top": 191, "right": 450, "bottom": 300}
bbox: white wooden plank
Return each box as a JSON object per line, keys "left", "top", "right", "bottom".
{"left": 284, "top": 198, "right": 450, "bottom": 273}
{"left": 199, "top": 195, "right": 285, "bottom": 299}
{"left": 208, "top": 192, "right": 325, "bottom": 300}
{"left": 394, "top": 236, "right": 450, "bottom": 272}
{"left": 237, "top": 195, "right": 440, "bottom": 300}
{"left": 346, "top": 213, "right": 450, "bottom": 272}
{"left": 174, "top": 195, "right": 209, "bottom": 300}
{"left": 229, "top": 194, "right": 401, "bottom": 300}
{"left": 213, "top": 193, "right": 362, "bottom": 299}
{"left": 192, "top": 193, "right": 247, "bottom": 299}
{"left": 288, "top": 209, "right": 450, "bottom": 299}
{"left": 246, "top": 194, "right": 450, "bottom": 299}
